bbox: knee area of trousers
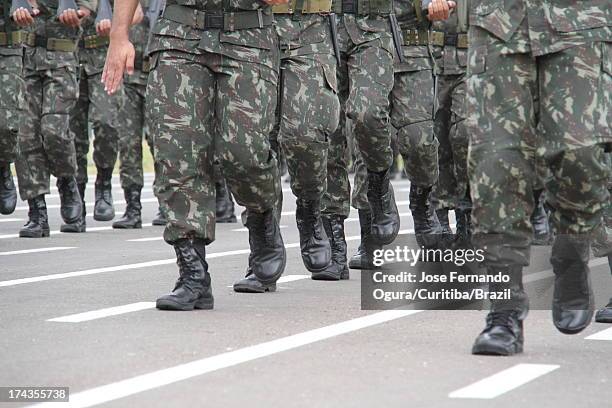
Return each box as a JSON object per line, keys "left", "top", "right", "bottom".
{"left": 347, "top": 103, "right": 389, "bottom": 130}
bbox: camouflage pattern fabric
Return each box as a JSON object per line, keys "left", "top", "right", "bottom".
{"left": 592, "top": 153, "right": 612, "bottom": 258}
{"left": 15, "top": 0, "right": 97, "bottom": 200}
{"left": 431, "top": 73, "right": 468, "bottom": 210}
{"left": 71, "top": 16, "right": 123, "bottom": 185}
{"left": 430, "top": 6, "right": 469, "bottom": 211}
{"left": 0, "top": 8, "right": 24, "bottom": 166}
{"left": 147, "top": 0, "right": 280, "bottom": 244}
{"left": 273, "top": 14, "right": 340, "bottom": 202}
{"left": 321, "top": 11, "right": 395, "bottom": 217}
{"left": 352, "top": 0, "right": 438, "bottom": 210}
{"left": 467, "top": 0, "right": 612, "bottom": 267}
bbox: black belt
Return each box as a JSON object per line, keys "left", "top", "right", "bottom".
{"left": 162, "top": 4, "right": 273, "bottom": 31}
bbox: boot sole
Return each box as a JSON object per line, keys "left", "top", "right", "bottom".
{"left": 60, "top": 225, "right": 86, "bottom": 233}
{"left": 93, "top": 213, "right": 115, "bottom": 222}
{"left": 595, "top": 314, "right": 612, "bottom": 323}
{"left": 151, "top": 220, "right": 167, "bottom": 226}
{"left": 19, "top": 229, "right": 50, "bottom": 238}
{"left": 216, "top": 217, "right": 237, "bottom": 223}
{"left": 112, "top": 223, "right": 142, "bottom": 229}
{"left": 348, "top": 261, "right": 374, "bottom": 270}
{"left": 233, "top": 282, "right": 277, "bottom": 293}
{"left": 156, "top": 297, "right": 214, "bottom": 311}
{"left": 311, "top": 270, "right": 341, "bottom": 281}
{"left": 472, "top": 342, "right": 523, "bottom": 356}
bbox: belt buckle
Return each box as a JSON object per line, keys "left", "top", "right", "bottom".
{"left": 446, "top": 33, "right": 457, "bottom": 46}
{"left": 205, "top": 11, "right": 224, "bottom": 29}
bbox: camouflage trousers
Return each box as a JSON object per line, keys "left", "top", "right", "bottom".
{"left": 273, "top": 15, "right": 340, "bottom": 202}
{"left": 0, "top": 51, "right": 24, "bottom": 166}
{"left": 468, "top": 41, "right": 612, "bottom": 266}
{"left": 71, "top": 60, "right": 124, "bottom": 185}
{"left": 148, "top": 49, "right": 279, "bottom": 244}
{"left": 353, "top": 50, "right": 438, "bottom": 210}
{"left": 322, "top": 18, "right": 395, "bottom": 217}
{"left": 592, "top": 153, "right": 612, "bottom": 258}
{"left": 15, "top": 49, "right": 79, "bottom": 200}
{"left": 118, "top": 77, "right": 154, "bottom": 190}
{"left": 432, "top": 73, "right": 469, "bottom": 210}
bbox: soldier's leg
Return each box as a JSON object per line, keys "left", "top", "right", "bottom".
{"left": 0, "top": 53, "right": 23, "bottom": 215}
{"left": 432, "top": 74, "right": 455, "bottom": 239}
{"left": 115, "top": 82, "right": 145, "bottom": 229}
{"left": 15, "top": 65, "right": 51, "bottom": 238}
{"left": 213, "top": 163, "right": 236, "bottom": 224}
{"left": 280, "top": 52, "right": 340, "bottom": 275}
{"left": 322, "top": 50, "right": 351, "bottom": 220}
{"left": 448, "top": 74, "right": 472, "bottom": 245}
{"left": 347, "top": 38, "right": 399, "bottom": 245}
{"left": 216, "top": 56, "right": 285, "bottom": 291}
{"left": 540, "top": 42, "right": 611, "bottom": 335}
{"left": 468, "top": 49, "right": 538, "bottom": 356}
{"left": 393, "top": 68, "right": 442, "bottom": 248}
{"left": 90, "top": 70, "right": 123, "bottom": 221}
{"left": 42, "top": 66, "right": 82, "bottom": 225}
{"left": 593, "top": 153, "right": 612, "bottom": 323}
{"left": 62, "top": 67, "right": 89, "bottom": 233}
{"left": 149, "top": 51, "right": 215, "bottom": 311}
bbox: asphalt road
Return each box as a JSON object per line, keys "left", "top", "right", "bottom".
{"left": 0, "top": 175, "right": 610, "bottom": 408}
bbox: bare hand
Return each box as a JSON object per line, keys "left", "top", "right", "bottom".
{"left": 12, "top": 7, "right": 39, "bottom": 26}
{"left": 96, "top": 19, "right": 112, "bottom": 36}
{"left": 132, "top": 4, "right": 144, "bottom": 25}
{"left": 101, "top": 36, "right": 135, "bottom": 95}
{"left": 59, "top": 7, "right": 90, "bottom": 27}
{"left": 427, "top": 0, "right": 456, "bottom": 21}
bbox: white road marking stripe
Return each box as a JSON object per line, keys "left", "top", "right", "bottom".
{"left": 448, "top": 364, "right": 560, "bottom": 399}
{"left": 0, "top": 259, "right": 175, "bottom": 288}
{"left": 0, "top": 230, "right": 423, "bottom": 287}
{"left": 127, "top": 236, "right": 164, "bottom": 242}
{"left": 48, "top": 302, "right": 156, "bottom": 323}
{"left": 0, "top": 225, "right": 154, "bottom": 240}
{"left": 28, "top": 310, "right": 421, "bottom": 408}
{"left": 14, "top": 198, "right": 159, "bottom": 212}
{"left": 0, "top": 247, "right": 76, "bottom": 256}
{"left": 0, "top": 218, "right": 23, "bottom": 223}
{"left": 585, "top": 327, "right": 612, "bottom": 341}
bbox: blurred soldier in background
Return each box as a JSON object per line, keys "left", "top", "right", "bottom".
{"left": 113, "top": 0, "right": 166, "bottom": 229}
{"left": 0, "top": 0, "right": 33, "bottom": 216}
{"left": 65, "top": 0, "right": 128, "bottom": 233}
{"left": 13, "top": 0, "right": 97, "bottom": 237}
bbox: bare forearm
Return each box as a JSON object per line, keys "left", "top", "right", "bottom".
{"left": 110, "top": 0, "right": 139, "bottom": 41}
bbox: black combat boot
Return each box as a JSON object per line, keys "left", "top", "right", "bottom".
{"left": 243, "top": 209, "right": 286, "bottom": 284}
{"left": 410, "top": 184, "right": 442, "bottom": 249}
{"left": 233, "top": 264, "right": 278, "bottom": 293}
{"left": 551, "top": 235, "right": 594, "bottom": 334}
{"left": 19, "top": 195, "right": 50, "bottom": 238}
{"left": 313, "top": 215, "right": 350, "bottom": 281}
{"left": 57, "top": 176, "right": 82, "bottom": 224}
{"left": 156, "top": 238, "right": 214, "bottom": 310}
{"left": 472, "top": 265, "right": 527, "bottom": 355}
{"left": 61, "top": 182, "right": 86, "bottom": 233}
{"left": 454, "top": 208, "right": 473, "bottom": 247}
{"left": 367, "top": 169, "right": 400, "bottom": 245}
{"left": 0, "top": 164, "right": 17, "bottom": 215}
{"left": 112, "top": 187, "right": 142, "bottom": 229}
{"left": 348, "top": 209, "right": 382, "bottom": 270}
{"left": 531, "top": 189, "right": 552, "bottom": 245}
{"left": 296, "top": 198, "right": 331, "bottom": 272}
{"left": 436, "top": 208, "right": 454, "bottom": 249}
{"left": 93, "top": 167, "right": 114, "bottom": 221}
{"left": 595, "top": 256, "right": 612, "bottom": 323}
{"left": 215, "top": 179, "right": 237, "bottom": 223}
{"left": 152, "top": 207, "right": 167, "bottom": 226}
